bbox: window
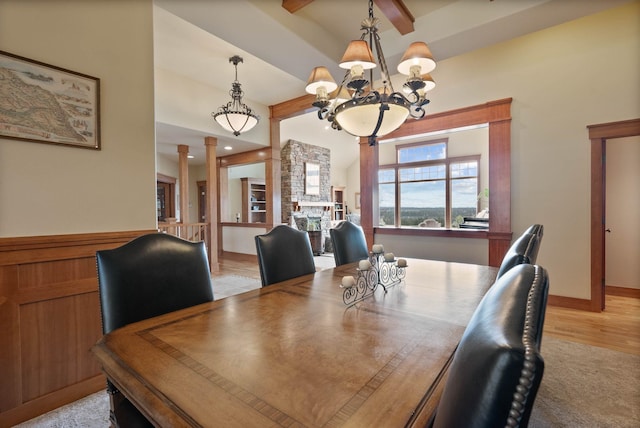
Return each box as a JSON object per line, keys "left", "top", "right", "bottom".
{"left": 378, "top": 139, "right": 481, "bottom": 228}
{"left": 379, "top": 168, "right": 396, "bottom": 226}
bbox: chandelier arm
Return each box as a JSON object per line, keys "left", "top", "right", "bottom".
{"left": 368, "top": 102, "right": 389, "bottom": 146}
{"left": 367, "top": 21, "right": 375, "bottom": 93}
{"left": 324, "top": 68, "right": 353, "bottom": 122}
{"left": 411, "top": 99, "right": 430, "bottom": 119}
{"left": 372, "top": 30, "right": 394, "bottom": 93}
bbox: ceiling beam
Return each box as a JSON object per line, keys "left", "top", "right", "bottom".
{"left": 283, "top": 0, "right": 414, "bottom": 35}
{"left": 282, "top": 0, "right": 314, "bottom": 14}
{"left": 374, "top": 0, "right": 414, "bottom": 35}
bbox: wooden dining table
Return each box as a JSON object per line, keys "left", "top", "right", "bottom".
{"left": 92, "top": 258, "right": 497, "bottom": 427}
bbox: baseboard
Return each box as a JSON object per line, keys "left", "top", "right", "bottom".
{"left": 606, "top": 285, "right": 640, "bottom": 298}
{"left": 221, "top": 251, "right": 258, "bottom": 262}
{"left": 547, "top": 286, "right": 640, "bottom": 312}
{"left": 547, "top": 294, "right": 597, "bottom": 311}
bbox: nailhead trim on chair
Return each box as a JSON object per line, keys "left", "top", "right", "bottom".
{"left": 505, "top": 267, "right": 543, "bottom": 428}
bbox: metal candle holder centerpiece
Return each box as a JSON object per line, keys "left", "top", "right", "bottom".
{"left": 340, "top": 244, "right": 407, "bottom": 306}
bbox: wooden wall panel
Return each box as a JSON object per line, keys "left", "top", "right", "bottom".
{"left": 20, "top": 291, "right": 103, "bottom": 402}
{"left": 0, "top": 265, "right": 21, "bottom": 412}
{"left": 0, "top": 230, "right": 152, "bottom": 426}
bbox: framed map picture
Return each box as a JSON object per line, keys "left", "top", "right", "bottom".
{"left": 0, "top": 50, "right": 100, "bottom": 149}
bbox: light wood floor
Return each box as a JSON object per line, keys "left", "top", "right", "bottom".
{"left": 543, "top": 293, "right": 640, "bottom": 356}
{"left": 216, "top": 252, "right": 640, "bottom": 356}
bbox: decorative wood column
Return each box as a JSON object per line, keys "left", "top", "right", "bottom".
{"left": 359, "top": 138, "right": 378, "bottom": 249}
{"left": 204, "top": 137, "right": 219, "bottom": 272}
{"left": 177, "top": 144, "right": 190, "bottom": 223}
{"left": 486, "top": 117, "right": 512, "bottom": 267}
{"left": 268, "top": 113, "right": 283, "bottom": 227}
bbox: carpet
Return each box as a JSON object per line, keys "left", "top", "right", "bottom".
{"left": 212, "top": 274, "right": 260, "bottom": 300}
{"left": 528, "top": 337, "right": 640, "bottom": 427}
{"left": 314, "top": 253, "right": 336, "bottom": 271}
{"left": 15, "top": 392, "right": 109, "bottom": 427}
{"left": 15, "top": 337, "right": 639, "bottom": 427}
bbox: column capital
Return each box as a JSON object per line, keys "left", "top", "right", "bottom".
{"left": 177, "top": 144, "right": 189, "bottom": 154}
{"left": 204, "top": 136, "right": 218, "bottom": 147}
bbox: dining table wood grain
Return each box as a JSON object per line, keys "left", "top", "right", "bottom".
{"left": 92, "top": 258, "right": 497, "bottom": 427}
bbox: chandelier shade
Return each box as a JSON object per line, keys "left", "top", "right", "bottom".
{"left": 339, "top": 40, "right": 376, "bottom": 70}
{"left": 331, "top": 86, "right": 352, "bottom": 103}
{"left": 305, "top": 0, "right": 436, "bottom": 146}
{"left": 306, "top": 66, "right": 338, "bottom": 96}
{"left": 403, "top": 73, "right": 436, "bottom": 95}
{"left": 397, "top": 42, "right": 436, "bottom": 76}
{"left": 212, "top": 55, "right": 259, "bottom": 136}
{"left": 335, "top": 98, "right": 410, "bottom": 138}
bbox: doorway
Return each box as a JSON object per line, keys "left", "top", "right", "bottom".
{"left": 157, "top": 173, "right": 176, "bottom": 222}
{"left": 605, "top": 137, "right": 640, "bottom": 297}
{"left": 588, "top": 118, "right": 640, "bottom": 311}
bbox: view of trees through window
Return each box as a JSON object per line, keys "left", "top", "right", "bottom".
{"left": 379, "top": 139, "right": 481, "bottom": 228}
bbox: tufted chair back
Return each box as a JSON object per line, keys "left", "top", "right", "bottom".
{"left": 330, "top": 221, "right": 370, "bottom": 266}
{"left": 255, "top": 225, "right": 316, "bottom": 287}
{"left": 524, "top": 223, "right": 544, "bottom": 240}
{"left": 496, "top": 227, "right": 542, "bottom": 279}
{"left": 96, "top": 232, "right": 214, "bottom": 427}
{"left": 96, "top": 233, "right": 214, "bottom": 334}
{"left": 431, "top": 263, "right": 549, "bottom": 428}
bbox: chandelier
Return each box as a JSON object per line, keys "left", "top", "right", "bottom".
{"left": 305, "top": 0, "right": 436, "bottom": 146}
{"left": 212, "top": 55, "right": 259, "bottom": 136}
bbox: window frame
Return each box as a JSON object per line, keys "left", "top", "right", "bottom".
{"left": 379, "top": 138, "right": 482, "bottom": 229}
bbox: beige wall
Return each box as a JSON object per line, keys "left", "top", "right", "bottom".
{"left": 346, "top": 159, "right": 360, "bottom": 215}
{"left": 386, "top": 2, "right": 640, "bottom": 299}
{"left": 0, "top": 0, "right": 156, "bottom": 237}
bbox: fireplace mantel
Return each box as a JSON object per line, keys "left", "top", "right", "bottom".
{"left": 295, "top": 201, "right": 333, "bottom": 207}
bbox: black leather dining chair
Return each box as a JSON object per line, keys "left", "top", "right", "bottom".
{"left": 524, "top": 223, "right": 544, "bottom": 240}
{"left": 329, "top": 220, "right": 369, "bottom": 266}
{"left": 430, "top": 263, "right": 549, "bottom": 428}
{"left": 255, "top": 224, "right": 316, "bottom": 286}
{"left": 496, "top": 226, "right": 543, "bottom": 279}
{"left": 523, "top": 223, "right": 544, "bottom": 260}
{"left": 96, "top": 232, "right": 214, "bottom": 428}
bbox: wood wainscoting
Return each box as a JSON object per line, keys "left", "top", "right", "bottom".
{"left": 0, "top": 230, "right": 153, "bottom": 426}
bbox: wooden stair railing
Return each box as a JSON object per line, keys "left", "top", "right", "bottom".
{"left": 158, "top": 222, "right": 210, "bottom": 250}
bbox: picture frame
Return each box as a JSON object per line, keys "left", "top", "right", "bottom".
{"left": 305, "top": 162, "right": 320, "bottom": 195}
{"left": 0, "top": 50, "right": 100, "bottom": 150}
{"left": 355, "top": 192, "right": 361, "bottom": 209}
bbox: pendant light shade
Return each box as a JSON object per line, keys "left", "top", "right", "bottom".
{"left": 214, "top": 112, "right": 258, "bottom": 136}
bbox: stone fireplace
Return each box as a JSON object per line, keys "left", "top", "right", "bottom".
{"left": 281, "top": 140, "right": 331, "bottom": 220}
{"left": 281, "top": 140, "right": 333, "bottom": 248}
